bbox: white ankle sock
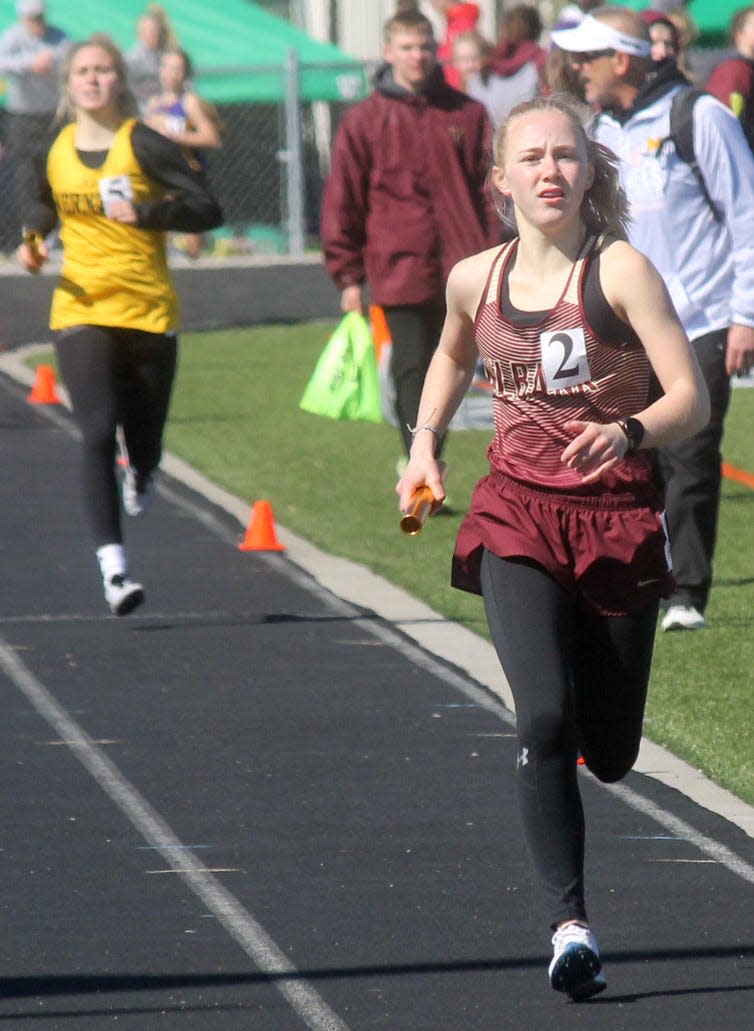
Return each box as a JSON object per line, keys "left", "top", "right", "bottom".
{"left": 96, "top": 544, "right": 127, "bottom": 583}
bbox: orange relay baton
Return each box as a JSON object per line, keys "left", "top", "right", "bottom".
{"left": 23, "top": 230, "right": 42, "bottom": 273}
{"left": 399, "top": 484, "right": 436, "bottom": 536}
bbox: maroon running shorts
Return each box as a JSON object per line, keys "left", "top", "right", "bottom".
{"left": 452, "top": 471, "right": 674, "bottom": 616}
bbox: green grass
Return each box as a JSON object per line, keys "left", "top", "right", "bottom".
{"left": 645, "top": 395, "right": 754, "bottom": 804}
{"left": 31, "top": 325, "right": 754, "bottom": 805}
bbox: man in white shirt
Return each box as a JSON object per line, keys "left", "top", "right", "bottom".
{"left": 0, "top": 0, "right": 69, "bottom": 244}
{"left": 552, "top": 7, "right": 754, "bottom": 630}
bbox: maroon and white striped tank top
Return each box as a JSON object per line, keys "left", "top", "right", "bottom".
{"left": 474, "top": 236, "right": 656, "bottom": 491}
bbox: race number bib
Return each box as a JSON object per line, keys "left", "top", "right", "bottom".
{"left": 540, "top": 328, "right": 591, "bottom": 392}
{"left": 99, "top": 175, "right": 134, "bottom": 216}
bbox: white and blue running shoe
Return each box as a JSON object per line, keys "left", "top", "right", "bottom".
{"left": 548, "top": 923, "right": 607, "bottom": 1001}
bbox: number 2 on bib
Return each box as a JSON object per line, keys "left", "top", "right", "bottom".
{"left": 540, "top": 328, "right": 591, "bottom": 392}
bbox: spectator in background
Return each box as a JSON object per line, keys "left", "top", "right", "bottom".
{"left": 546, "top": 0, "right": 601, "bottom": 105}
{"left": 127, "top": 3, "right": 177, "bottom": 112}
{"left": 641, "top": 11, "right": 681, "bottom": 65}
{"left": 145, "top": 47, "right": 223, "bottom": 258}
{"left": 321, "top": 7, "right": 497, "bottom": 469}
{"left": 552, "top": 6, "right": 754, "bottom": 631}
{"left": 0, "top": 134, "right": 14, "bottom": 253}
{"left": 465, "top": 4, "right": 545, "bottom": 127}
{"left": 0, "top": 0, "right": 69, "bottom": 244}
{"left": 552, "top": 0, "right": 602, "bottom": 31}
{"left": 451, "top": 29, "right": 493, "bottom": 93}
{"left": 430, "top": 1, "right": 482, "bottom": 88}
{"left": 540, "top": 45, "right": 586, "bottom": 100}
{"left": 146, "top": 48, "right": 222, "bottom": 158}
{"left": 706, "top": 7, "right": 754, "bottom": 127}
{"left": 666, "top": 6, "right": 699, "bottom": 81}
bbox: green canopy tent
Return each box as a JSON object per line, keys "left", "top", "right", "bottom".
{"left": 0, "top": 0, "right": 367, "bottom": 103}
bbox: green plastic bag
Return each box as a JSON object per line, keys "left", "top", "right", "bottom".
{"left": 299, "top": 312, "right": 382, "bottom": 423}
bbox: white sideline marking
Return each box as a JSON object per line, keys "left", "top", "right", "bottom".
{"left": 2, "top": 344, "right": 754, "bottom": 845}
{"left": 0, "top": 639, "right": 349, "bottom": 1031}
{"left": 605, "top": 782, "right": 754, "bottom": 884}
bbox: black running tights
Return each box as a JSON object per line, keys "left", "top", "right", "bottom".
{"left": 383, "top": 301, "right": 446, "bottom": 458}
{"left": 480, "top": 549, "right": 659, "bottom": 928}
{"left": 55, "top": 326, "right": 177, "bottom": 547}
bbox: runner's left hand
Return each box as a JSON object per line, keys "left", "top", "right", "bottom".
{"left": 561, "top": 420, "right": 627, "bottom": 484}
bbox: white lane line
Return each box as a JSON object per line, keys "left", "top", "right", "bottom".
{"left": 145, "top": 868, "right": 245, "bottom": 875}
{"left": 0, "top": 637, "right": 350, "bottom": 1031}
{"left": 604, "top": 781, "right": 754, "bottom": 885}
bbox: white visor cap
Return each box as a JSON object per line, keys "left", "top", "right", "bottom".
{"left": 550, "top": 14, "right": 651, "bottom": 58}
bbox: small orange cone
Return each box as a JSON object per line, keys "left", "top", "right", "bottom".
{"left": 28, "top": 364, "right": 61, "bottom": 405}
{"left": 239, "top": 499, "right": 285, "bottom": 552}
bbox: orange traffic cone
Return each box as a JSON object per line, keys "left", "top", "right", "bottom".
{"left": 239, "top": 499, "right": 285, "bottom": 552}
{"left": 28, "top": 364, "right": 61, "bottom": 405}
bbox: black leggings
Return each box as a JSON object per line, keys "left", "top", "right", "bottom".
{"left": 383, "top": 302, "right": 446, "bottom": 458}
{"left": 480, "top": 549, "right": 658, "bottom": 928}
{"left": 657, "top": 328, "right": 730, "bottom": 612}
{"left": 55, "top": 326, "right": 177, "bottom": 548}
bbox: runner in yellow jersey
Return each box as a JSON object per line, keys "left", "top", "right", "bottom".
{"left": 17, "top": 34, "right": 222, "bottom": 615}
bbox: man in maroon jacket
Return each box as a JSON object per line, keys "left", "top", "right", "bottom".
{"left": 321, "top": 7, "right": 498, "bottom": 463}
{"left": 706, "top": 6, "right": 754, "bottom": 128}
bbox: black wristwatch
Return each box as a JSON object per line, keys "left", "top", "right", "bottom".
{"left": 617, "top": 417, "right": 645, "bottom": 455}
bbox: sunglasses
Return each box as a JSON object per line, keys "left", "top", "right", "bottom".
{"left": 572, "top": 49, "right": 616, "bottom": 64}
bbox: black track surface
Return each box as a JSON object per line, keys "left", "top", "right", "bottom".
{"left": 0, "top": 373, "right": 752, "bottom": 1029}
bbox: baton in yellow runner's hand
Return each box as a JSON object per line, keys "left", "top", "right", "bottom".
{"left": 23, "top": 230, "right": 42, "bottom": 272}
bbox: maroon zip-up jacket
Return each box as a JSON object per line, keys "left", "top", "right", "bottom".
{"left": 706, "top": 55, "right": 754, "bottom": 126}
{"left": 321, "top": 64, "right": 499, "bottom": 307}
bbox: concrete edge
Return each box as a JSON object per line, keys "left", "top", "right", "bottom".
{"left": 3, "top": 344, "right": 753, "bottom": 840}
{"left": 0, "top": 251, "right": 327, "bottom": 277}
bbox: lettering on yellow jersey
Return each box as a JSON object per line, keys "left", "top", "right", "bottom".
{"left": 484, "top": 358, "right": 597, "bottom": 399}
{"left": 54, "top": 191, "right": 106, "bottom": 216}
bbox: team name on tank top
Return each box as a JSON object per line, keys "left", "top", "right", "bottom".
{"left": 474, "top": 237, "right": 654, "bottom": 491}
{"left": 47, "top": 119, "right": 178, "bottom": 335}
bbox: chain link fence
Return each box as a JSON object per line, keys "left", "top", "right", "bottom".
{"left": 199, "top": 57, "right": 368, "bottom": 261}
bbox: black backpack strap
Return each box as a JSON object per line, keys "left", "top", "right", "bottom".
{"left": 666, "top": 87, "right": 723, "bottom": 222}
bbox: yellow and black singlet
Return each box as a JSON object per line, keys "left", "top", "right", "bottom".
{"left": 43, "top": 119, "right": 223, "bottom": 334}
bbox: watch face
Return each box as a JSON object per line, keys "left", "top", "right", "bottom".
{"left": 624, "top": 417, "right": 644, "bottom": 452}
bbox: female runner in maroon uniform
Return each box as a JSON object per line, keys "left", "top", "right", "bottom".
{"left": 397, "top": 94, "right": 709, "bottom": 1001}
